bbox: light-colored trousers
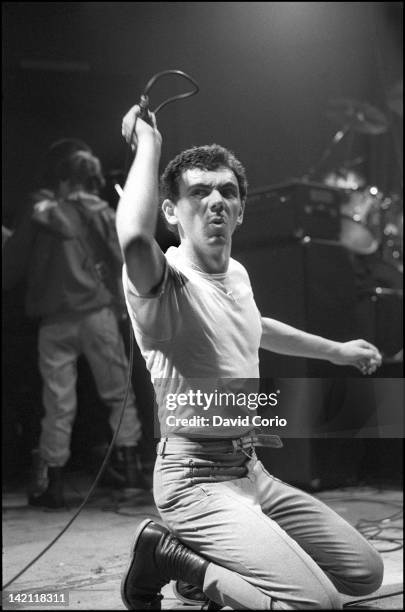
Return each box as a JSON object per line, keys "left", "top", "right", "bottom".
{"left": 154, "top": 437, "right": 384, "bottom": 610}
{"left": 38, "top": 307, "right": 142, "bottom": 466}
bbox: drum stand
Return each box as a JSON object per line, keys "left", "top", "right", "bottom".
{"left": 303, "top": 125, "right": 351, "bottom": 181}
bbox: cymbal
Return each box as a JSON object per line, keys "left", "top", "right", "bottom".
{"left": 327, "top": 166, "right": 367, "bottom": 190}
{"left": 326, "top": 98, "right": 388, "bottom": 134}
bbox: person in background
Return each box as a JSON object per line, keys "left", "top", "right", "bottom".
{"left": 3, "top": 139, "right": 147, "bottom": 509}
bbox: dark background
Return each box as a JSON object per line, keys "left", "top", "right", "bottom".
{"left": 3, "top": 2, "right": 403, "bottom": 217}
{"left": 2, "top": 2, "right": 403, "bottom": 488}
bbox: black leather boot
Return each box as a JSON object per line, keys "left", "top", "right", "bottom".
{"left": 121, "top": 519, "right": 211, "bottom": 610}
{"left": 28, "top": 466, "right": 65, "bottom": 509}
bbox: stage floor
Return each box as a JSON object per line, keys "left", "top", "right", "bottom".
{"left": 2, "top": 475, "right": 403, "bottom": 610}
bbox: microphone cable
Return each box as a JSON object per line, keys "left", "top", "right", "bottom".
{"left": 343, "top": 590, "right": 403, "bottom": 608}
{"left": 3, "top": 68, "right": 200, "bottom": 591}
{"left": 125, "top": 69, "right": 199, "bottom": 148}
{"left": 140, "top": 69, "right": 199, "bottom": 116}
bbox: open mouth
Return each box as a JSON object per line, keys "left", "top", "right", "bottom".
{"left": 209, "top": 217, "right": 225, "bottom": 225}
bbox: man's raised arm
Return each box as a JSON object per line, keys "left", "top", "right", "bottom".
{"left": 116, "top": 105, "right": 165, "bottom": 295}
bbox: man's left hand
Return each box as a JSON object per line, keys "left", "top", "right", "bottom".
{"left": 330, "top": 339, "right": 383, "bottom": 375}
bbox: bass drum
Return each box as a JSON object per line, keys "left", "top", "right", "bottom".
{"left": 340, "top": 187, "right": 384, "bottom": 255}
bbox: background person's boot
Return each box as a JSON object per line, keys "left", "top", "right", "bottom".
{"left": 28, "top": 449, "right": 49, "bottom": 497}
{"left": 114, "top": 446, "right": 151, "bottom": 492}
{"left": 28, "top": 466, "right": 65, "bottom": 509}
{"left": 91, "top": 443, "right": 126, "bottom": 488}
{"left": 121, "top": 519, "right": 215, "bottom": 610}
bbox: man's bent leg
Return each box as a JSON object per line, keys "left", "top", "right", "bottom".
{"left": 254, "top": 457, "right": 384, "bottom": 597}
{"left": 154, "top": 458, "right": 342, "bottom": 610}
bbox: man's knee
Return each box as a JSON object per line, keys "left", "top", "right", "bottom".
{"left": 343, "top": 548, "right": 384, "bottom": 596}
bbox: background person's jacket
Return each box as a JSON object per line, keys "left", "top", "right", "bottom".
{"left": 3, "top": 191, "right": 124, "bottom": 322}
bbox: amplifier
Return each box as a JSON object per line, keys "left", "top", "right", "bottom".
{"left": 235, "top": 180, "right": 342, "bottom": 247}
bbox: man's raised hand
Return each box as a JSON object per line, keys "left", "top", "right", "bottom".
{"left": 121, "top": 105, "right": 161, "bottom": 150}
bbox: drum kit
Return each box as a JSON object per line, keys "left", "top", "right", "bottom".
{"left": 320, "top": 97, "right": 403, "bottom": 362}
{"left": 321, "top": 98, "right": 403, "bottom": 283}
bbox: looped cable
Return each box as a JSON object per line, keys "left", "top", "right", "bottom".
{"left": 142, "top": 69, "right": 199, "bottom": 115}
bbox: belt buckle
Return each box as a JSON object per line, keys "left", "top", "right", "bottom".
{"left": 241, "top": 434, "right": 257, "bottom": 449}
{"left": 232, "top": 434, "right": 257, "bottom": 453}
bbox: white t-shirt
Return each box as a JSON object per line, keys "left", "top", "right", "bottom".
{"left": 123, "top": 246, "right": 263, "bottom": 438}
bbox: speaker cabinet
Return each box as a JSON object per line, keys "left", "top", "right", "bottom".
{"left": 256, "top": 439, "right": 366, "bottom": 491}
{"left": 240, "top": 180, "right": 342, "bottom": 243}
{"left": 256, "top": 438, "right": 403, "bottom": 491}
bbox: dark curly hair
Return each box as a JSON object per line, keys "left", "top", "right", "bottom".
{"left": 160, "top": 144, "right": 248, "bottom": 204}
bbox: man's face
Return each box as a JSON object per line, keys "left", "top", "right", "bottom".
{"left": 167, "top": 166, "right": 244, "bottom": 247}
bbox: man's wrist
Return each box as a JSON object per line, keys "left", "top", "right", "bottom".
{"left": 324, "top": 340, "right": 342, "bottom": 363}
{"left": 136, "top": 130, "right": 161, "bottom": 151}
{"left": 135, "top": 137, "right": 161, "bottom": 165}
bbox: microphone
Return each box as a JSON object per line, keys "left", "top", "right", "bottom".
{"left": 138, "top": 94, "right": 154, "bottom": 126}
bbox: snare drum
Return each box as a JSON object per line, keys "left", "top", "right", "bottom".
{"left": 340, "top": 186, "right": 383, "bottom": 255}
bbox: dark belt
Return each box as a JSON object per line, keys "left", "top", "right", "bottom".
{"left": 156, "top": 433, "right": 283, "bottom": 456}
